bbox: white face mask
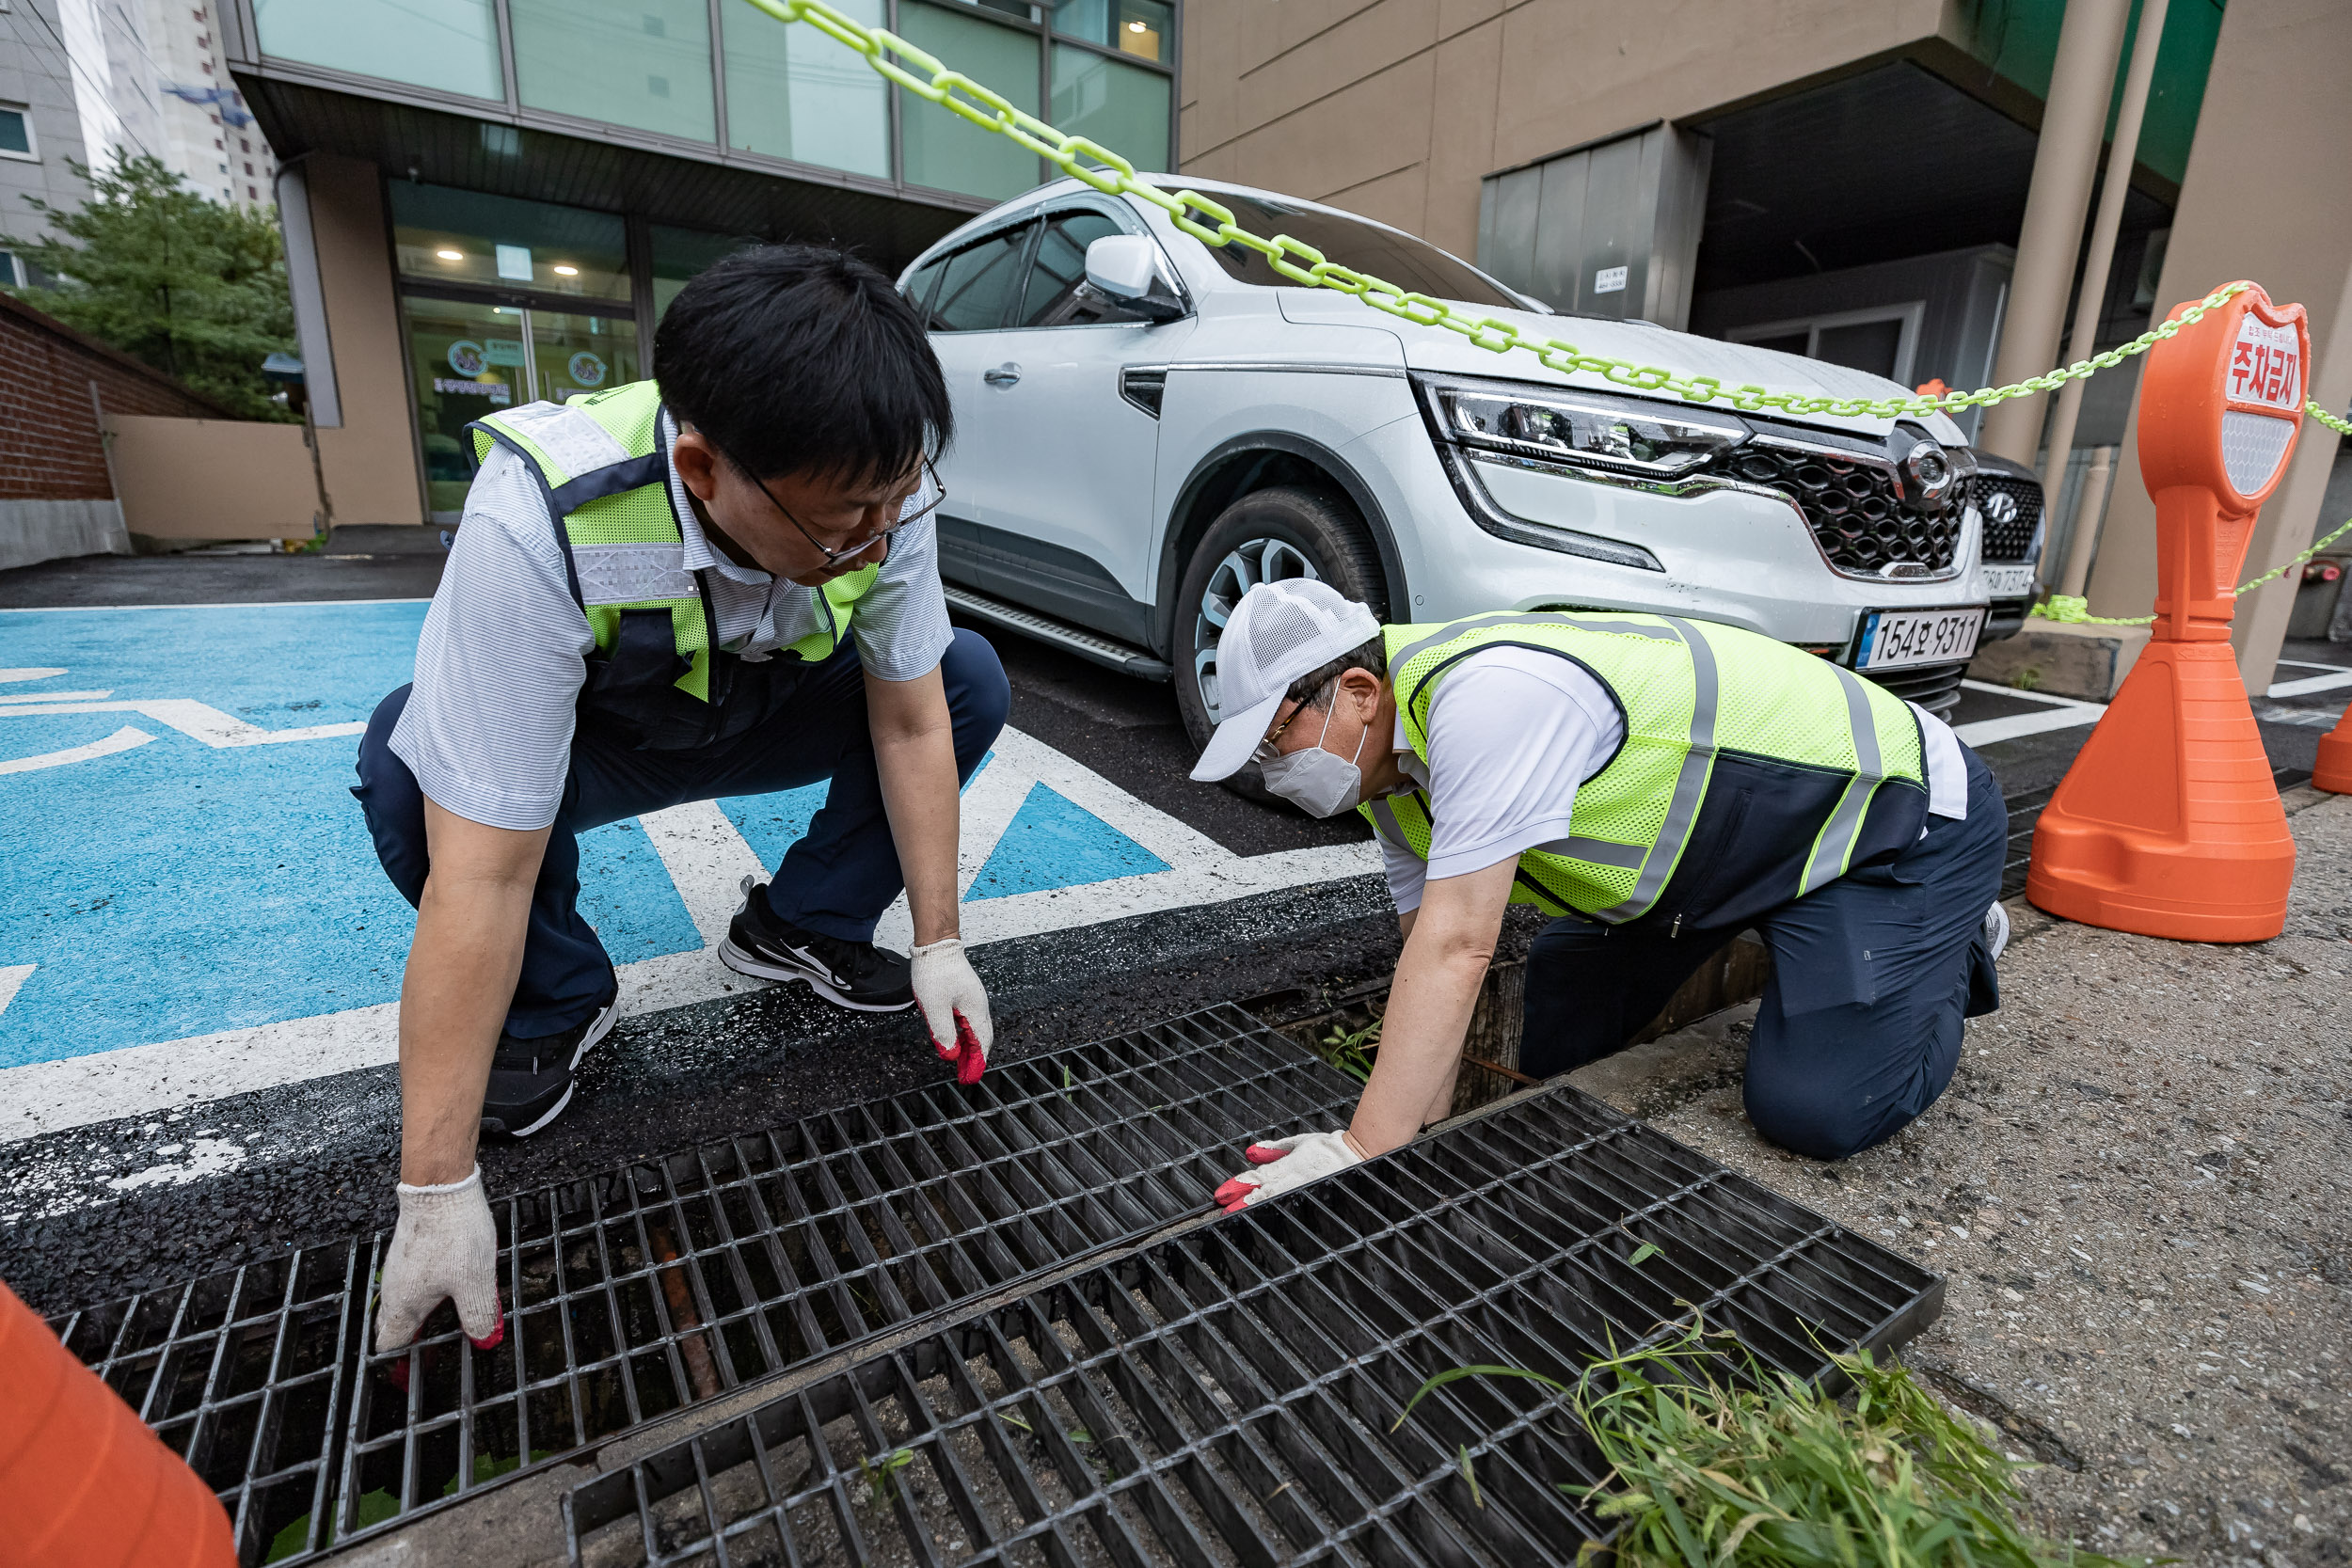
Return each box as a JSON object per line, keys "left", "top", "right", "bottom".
{"left": 1259, "top": 696, "right": 1369, "bottom": 817}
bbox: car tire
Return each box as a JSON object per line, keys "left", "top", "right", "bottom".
{"left": 1173, "top": 485, "right": 1391, "bottom": 799}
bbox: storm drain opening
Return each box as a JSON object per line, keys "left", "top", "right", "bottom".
{"left": 332, "top": 1004, "right": 1356, "bottom": 1554}
{"left": 566, "top": 1083, "right": 1943, "bottom": 1567}
{"left": 46, "top": 1243, "right": 360, "bottom": 1565}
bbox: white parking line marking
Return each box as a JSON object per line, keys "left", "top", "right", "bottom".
{"left": 0, "top": 668, "right": 69, "bottom": 681}
{"left": 0, "top": 724, "right": 156, "bottom": 775}
{"left": 0, "top": 964, "right": 34, "bottom": 1018}
{"left": 0, "top": 698, "right": 366, "bottom": 747}
{"left": 1952, "top": 680, "right": 2108, "bottom": 747}
{"left": 2265, "top": 669, "right": 2352, "bottom": 698}
{"left": 0, "top": 689, "right": 115, "bottom": 704}
{"left": 638, "top": 800, "right": 770, "bottom": 945}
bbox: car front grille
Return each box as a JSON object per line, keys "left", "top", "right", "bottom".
{"left": 1706, "top": 443, "right": 1963, "bottom": 578}
{"left": 1860, "top": 660, "right": 1967, "bottom": 717}
{"left": 1973, "top": 472, "right": 2044, "bottom": 562}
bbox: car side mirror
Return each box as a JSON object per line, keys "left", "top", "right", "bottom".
{"left": 1084, "top": 234, "right": 1185, "bottom": 324}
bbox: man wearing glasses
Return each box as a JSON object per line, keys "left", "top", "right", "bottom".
{"left": 354, "top": 247, "right": 1007, "bottom": 1354}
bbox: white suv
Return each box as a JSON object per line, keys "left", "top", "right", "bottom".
{"left": 898, "top": 177, "right": 2041, "bottom": 770}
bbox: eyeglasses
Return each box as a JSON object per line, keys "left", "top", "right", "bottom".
{"left": 737, "top": 456, "right": 946, "bottom": 567}
{"left": 1253, "top": 682, "right": 1329, "bottom": 762}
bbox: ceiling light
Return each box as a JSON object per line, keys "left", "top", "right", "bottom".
{"left": 435, "top": 248, "right": 464, "bottom": 261}
{"left": 1128, "top": 19, "right": 1146, "bottom": 28}
{"left": 552, "top": 263, "right": 579, "bottom": 276}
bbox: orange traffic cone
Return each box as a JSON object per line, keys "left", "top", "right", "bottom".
{"left": 2026, "top": 282, "right": 2310, "bottom": 941}
{"left": 2317, "top": 703, "right": 2352, "bottom": 793}
{"left": 0, "top": 1276, "right": 237, "bottom": 1568}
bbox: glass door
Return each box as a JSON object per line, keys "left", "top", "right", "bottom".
{"left": 402, "top": 297, "right": 641, "bottom": 522}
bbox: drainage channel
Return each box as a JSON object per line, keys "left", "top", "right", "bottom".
{"left": 566, "top": 1081, "right": 1943, "bottom": 1567}
{"left": 48, "top": 1004, "right": 1359, "bottom": 1565}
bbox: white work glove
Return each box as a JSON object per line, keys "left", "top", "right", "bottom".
{"left": 374, "top": 1165, "right": 504, "bottom": 1354}
{"left": 912, "top": 936, "right": 993, "bottom": 1085}
{"left": 1212, "top": 1130, "right": 1365, "bottom": 1212}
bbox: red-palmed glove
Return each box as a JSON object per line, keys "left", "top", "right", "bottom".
{"left": 912, "top": 936, "right": 993, "bottom": 1085}
{"left": 1211, "top": 1130, "right": 1364, "bottom": 1212}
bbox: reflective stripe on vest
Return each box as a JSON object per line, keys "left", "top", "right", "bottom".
{"left": 469, "top": 382, "right": 877, "bottom": 698}
{"left": 1364, "top": 611, "right": 1923, "bottom": 922}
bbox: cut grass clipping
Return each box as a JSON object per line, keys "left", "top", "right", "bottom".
{"left": 1396, "top": 1323, "right": 2150, "bottom": 1566}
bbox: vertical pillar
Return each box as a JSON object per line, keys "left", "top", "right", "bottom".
{"left": 2080, "top": 0, "right": 2352, "bottom": 694}
{"left": 296, "top": 154, "right": 433, "bottom": 527}
{"left": 1978, "top": 0, "right": 2133, "bottom": 466}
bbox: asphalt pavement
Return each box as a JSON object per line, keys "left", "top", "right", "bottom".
{"left": 2, "top": 535, "right": 2345, "bottom": 1327}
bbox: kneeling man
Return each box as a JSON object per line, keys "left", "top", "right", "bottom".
{"left": 1194, "top": 580, "right": 2006, "bottom": 1208}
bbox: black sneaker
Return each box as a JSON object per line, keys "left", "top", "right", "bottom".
{"left": 481, "top": 971, "right": 620, "bottom": 1137}
{"left": 719, "top": 877, "right": 914, "bottom": 1011}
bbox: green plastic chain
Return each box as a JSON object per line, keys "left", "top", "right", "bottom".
{"left": 2035, "top": 515, "right": 2352, "bottom": 626}
{"left": 744, "top": 0, "right": 2351, "bottom": 606}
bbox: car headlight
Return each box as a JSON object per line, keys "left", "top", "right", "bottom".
{"left": 1422, "top": 375, "right": 1750, "bottom": 478}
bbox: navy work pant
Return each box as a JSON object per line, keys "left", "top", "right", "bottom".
{"left": 1521, "top": 745, "right": 2006, "bottom": 1161}
{"left": 353, "top": 628, "right": 1009, "bottom": 1039}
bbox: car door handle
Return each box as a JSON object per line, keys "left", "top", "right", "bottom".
{"left": 983, "top": 364, "right": 1020, "bottom": 387}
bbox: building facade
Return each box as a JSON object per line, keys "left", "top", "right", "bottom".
{"left": 210, "top": 0, "right": 1178, "bottom": 524}
{"left": 2, "top": 0, "right": 277, "bottom": 290}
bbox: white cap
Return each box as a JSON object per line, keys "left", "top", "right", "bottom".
{"left": 1189, "top": 578, "right": 1382, "bottom": 782}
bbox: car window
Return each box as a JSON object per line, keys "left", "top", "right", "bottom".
{"left": 900, "top": 253, "right": 950, "bottom": 315}
{"left": 1017, "top": 209, "right": 1168, "bottom": 327}
{"left": 925, "top": 222, "right": 1035, "bottom": 331}
{"left": 1187, "top": 189, "right": 1518, "bottom": 309}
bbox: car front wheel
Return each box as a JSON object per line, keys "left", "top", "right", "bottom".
{"left": 1173, "top": 485, "right": 1390, "bottom": 795}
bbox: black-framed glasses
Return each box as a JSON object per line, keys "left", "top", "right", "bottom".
{"left": 739, "top": 456, "right": 946, "bottom": 567}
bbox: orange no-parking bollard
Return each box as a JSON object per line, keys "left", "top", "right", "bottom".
{"left": 2317, "top": 704, "right": 2352, "bottom": 793}
{"left": 0, "top": 1276, "right": 237, "bottom": 1568}
{"left": 2026, "top": 280, "right": 2309, "bottom": 941}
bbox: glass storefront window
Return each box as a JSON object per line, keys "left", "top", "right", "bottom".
{"left": 1052, "top": 0, "right": 1171, "bottom": 61}
{"left": 533, "top": 311, "right": 639, "bottom": 403}
{"left": 511, "top": 0, "right": 717, "bottom": 144}
{"left": 403, "top": 296, "right": 640, "bottom": 521}
{"left": 389, "top": 183, "right": 631, "bottom": 302}
{"left": 897, "top": 3, "right": 1043, "bottom": 200}
{"left": 1050, "top": 44, "right": 1169, "bottom": 172}
{"left": 650, "top": 225, "right": 764, "bottom": 322}
{"left": 253, "top": 0, "right": 502, "bottom": 100}
{"left": 721, "top": 0, "right": 888, "bottom": 178}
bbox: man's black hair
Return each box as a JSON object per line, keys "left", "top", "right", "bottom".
{"left": 1287, "top": 636, "right": 1386, "bottom": 708}
{"left": 655, "top": 244, "right": 950, "bottom": 486}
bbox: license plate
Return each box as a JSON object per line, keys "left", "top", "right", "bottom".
{"left": 1982, "top": 564, "right": 2035, "bottom": 597}
{"left": 1858, "top": 607, "right": 1985, "bottom": 671}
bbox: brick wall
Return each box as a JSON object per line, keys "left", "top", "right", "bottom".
{"left": 0, "top": 291, "right": 234, "bottom": 503}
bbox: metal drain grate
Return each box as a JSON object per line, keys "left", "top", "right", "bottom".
{"left": 344, "top": 1005, "right": 1354, "bottom": 1539}
{"left": 46, "top": 1243, "right": 359, "bottom": 1564}
{"left": 567, "top": 1083, "right": 1942, "bottom": 1566}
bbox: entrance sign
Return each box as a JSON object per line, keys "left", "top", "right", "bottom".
{"left": 2026, "top": 282, "right": 2310, "bottom": 941}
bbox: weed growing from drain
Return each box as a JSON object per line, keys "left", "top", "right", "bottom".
{"left": 1396, "top": 1326, "right": 2153, "bottom": 1566}
{"left": 860, "top": 1447, "right": 917, "bottom": 1510}
{"left": 1318, "top": 1018, "right": 1381, "bottom": 1083}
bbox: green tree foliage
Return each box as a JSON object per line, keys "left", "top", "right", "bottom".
{"left": 5, "top": 153, "right": 297, "bottom": 420}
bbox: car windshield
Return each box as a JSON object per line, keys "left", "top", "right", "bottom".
{"left": 1182, "top": 189, "right": 1520, "bottom": 309}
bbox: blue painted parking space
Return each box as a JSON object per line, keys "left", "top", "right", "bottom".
{"left": 0, "top": 604, "right": 1360, "bottom": 1108}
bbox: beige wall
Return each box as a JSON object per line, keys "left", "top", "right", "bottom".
{"left": 107, "top": 416, "right": 323, "bottom": 539}
{"left": 2079, "top": 0, "right": 2352, "bottom": 692}
{"left": 1178, "top": 0, "right": 1952, "bottom": 257}
{"left": 302, "top": 152, "right": 430, "bottom": 528}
